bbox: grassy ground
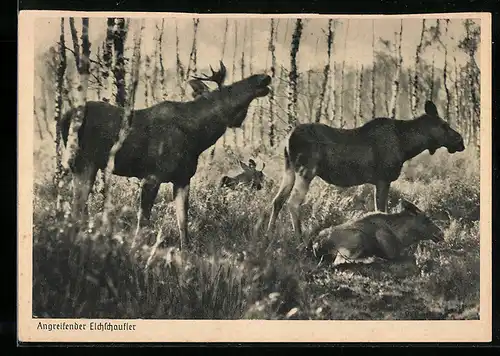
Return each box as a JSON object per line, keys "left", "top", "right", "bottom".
{"left": 32, "top": 136, "right": 481, "bottom": 320}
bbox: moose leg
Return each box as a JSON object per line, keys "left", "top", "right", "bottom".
{"left": 288, "top": 172, "right": 312, "bottom": 242}
{"left": 374, "top": 180, "right": 390, "bottom": 212}
{"left": 133, "top": 175, "right": 160, "bottom": 243}
{"left": 173, "top": 181, "right": 190, "bottom": 250}
{"left": 267, "top": 165, "right": 295, "bottom": 233}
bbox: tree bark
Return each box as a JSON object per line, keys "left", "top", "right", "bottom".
{"left": 232, "top": 20, "right": 239, "bottom": 148}
{"left": 315, "top": 19, "right": 334, "bottom": 124}
{"left": 101, "top": 21, "right": 144, "bottom": 230}
{"left": 267, "top": 18, "right": 277, "bottom": 148}
{"left": 157, "top": 19, "right": 167, "bottom": 100}
{"left": 412, "top": 19, "right": 426, "bottom": 116}
{"left": 62, "top": 17, "right": 91, "bottom": 172}
{"left": 371, "top": 20, "right": 376, "bottom": 118}
{"left": 339, "top": 20, "right": 349, "bottom": 128}
{"left": 443, "top": 20, "right": 451, "bottom": 123}
{"left": 287, "top": 18, "right": 303, "bottom": 132}
{"left": 185, "top": 18, "right": 200, "bottom": 80}
{"left": 175, "top": 21, "right": 186, "bottom": 99}
{"left": 101, "top": 18, "right": 114, "bottom": 103}
{"left": 113, "top": 18, "right": 126, "bottom": 107}
{"left": 54, "top": 18, "right": 67, "bottom": 212}
{"left": 389, "top": 20, "right": 403, "bottom": 119}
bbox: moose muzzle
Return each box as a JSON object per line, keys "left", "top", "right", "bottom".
{"left": 448, "top": 138, "right": 465, "bottom": 153}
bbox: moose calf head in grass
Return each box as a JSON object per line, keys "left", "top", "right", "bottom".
{"left": 220, "top": 158, "right": 266, "bottom": 191}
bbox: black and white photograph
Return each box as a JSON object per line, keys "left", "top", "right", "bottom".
{"left": 18, "top": 11, "right": 492, "bottom": 342}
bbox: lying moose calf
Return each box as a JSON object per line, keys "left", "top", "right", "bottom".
{"left": 309, "top": 200, "right": 444, "bottom": 266}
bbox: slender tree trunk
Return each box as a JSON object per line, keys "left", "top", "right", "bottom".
{"left": 144, "top": 55, "right": 151, "bottom": 107}
{"left": 287, "top": 18, "right": 303, "bottom": 132}
{"left": 54, "top": 18, "right": 67, "bottom": 212}
{"left": 101, "top": 18, "right": 114, "bottom": 103}
{"left": 219, "top": 19, "right": 229, "bottom": 152}
{"left": 407, "top": 68, "right": 413, "bottom": 116}
{"left": 240, "top": 21, "right": 247, "bottom": 145}
{"left": 355, "top": 64, "right": 364, "bottom": 125}
{"left": 113, "top": 18, "right": 127, "bottom": 107}
{"left": 185, "top": 18, "right": 200, "bottom": 80}
{"left": 232, "top": 20, "right": 239, "bottom": 148}
{"left": 412, "top": 19, "right": 426, "bottom": 115}
{"left": 94, "top": 46, "right": 102, "bottom": 101}
{"left": 62, "top": 17, "right": 90, "bottom": 173}
{"left": 389, "top": 20, "right": 403, "bottom": 119}
{"left": 211, "top": 19, "right": 229, "bottom": 158}
{"left": 157, "top": 19, "right": 167, "bottom": 100}
{"left": 316, "top": 19, "right": 334, "bottom": 124}
{"left": 175, "top": 21, "right": 186, "bottom": 99}
{"left": 35, "top": 106, "right": 44, "bottom": 139}
{"left": 339, "top": 20, "right": 349, "bottom": 128}
{"left": 428, "top": 54, "right": 435, "bottom": 101}
{"left": 102, "top": 22, "right": 144, "bottom": 230}
{"left": 325, "top": 61, "right": 336, "bottom": 123}
{"left": 267, "top": 18, "right": 277, "bottom": 148}
{"left": 371, "top": 20, "right": 376, "bottom": 118}
{"left": 443, "top": 20, "right": 451, "bottom": 123}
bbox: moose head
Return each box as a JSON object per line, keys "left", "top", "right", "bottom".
{"left": 220, "top": 159, "right": 266, "bottom": 191}
{"left": 420, "top": 101, "right": 466, "bottom": 155}
{"left": 191, "top": 61, "right": 272, "bottom": 128}
{"left": 399, "top": 199, "right": 444, "bottom": 243}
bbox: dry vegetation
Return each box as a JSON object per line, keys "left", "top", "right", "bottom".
{"left": 33, "top": 136, "right": 480, "bottom": 320}
{"left": 31, "top": 17, "right": 481, "bottom": 320}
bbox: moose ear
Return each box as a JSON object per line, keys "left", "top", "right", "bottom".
{"left": 401, "top": 199, "right": 423, "bottom": 216}
{"left": 187, "top": 79, "right": 209, "bottom": 93}
{"left": 239, "top": 161, "right": 251, "bottom": 171}
{"left": 424, "top": 101, "right": 438, "bottom": 117}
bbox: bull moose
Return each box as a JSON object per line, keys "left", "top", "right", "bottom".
{"left": 60, "top": 61, "right": 272, "bottom": 255}
{"left": 265, "top": 101, "right": 465, "bottom": 239}
{"left": 308, "top": 200, "right": 444, "bottom": 266}
{"left": 220, "top": 159, "right": 266, "bottom": 190}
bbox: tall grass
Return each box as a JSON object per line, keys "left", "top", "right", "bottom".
{"left": 32, "top": 134, "right": 481, "bottom": 320}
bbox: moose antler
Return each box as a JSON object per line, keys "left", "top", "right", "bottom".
{"left": 191, "top": 60, "right": 227, "bottom": 89}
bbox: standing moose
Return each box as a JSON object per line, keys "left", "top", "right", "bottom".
{"left": 220, "top": 159, "right": 266, "bottom": 190}
{"left": 264, "top": 101, "right": 465, "bottom": 240}
{"left": 60, "top": 61, "right": 272, "bottom": 253}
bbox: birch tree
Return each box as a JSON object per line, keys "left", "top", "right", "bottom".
{"left": 157, "top": 19, "right": 167, "bottom": 100}
{"left": 287, "top": 18, "right": 303, "bottom": 132}
{"left": 267, "top": 18, "right": 277, "bottom": 147}
{"left": 371, "top": 20, "right": 376, "bottom": 118}
{"left": 62, "top": 18, "right": 91, "bottom": 173}
{"left": 101, "top": 21, "right": 144, "bottom": 230}
{"left": 339, "top": 20, "right": 349, "bottom": 128}
{"left": 185, "top": 18, "right": 200, "bottom": 80}
{"left": 411, "top": 19, "right": 426, "bottom": 116}
{"left": 113, "top": 18, "right": 127, "bottom": 107}
{"left": 53, "top": 20, "right": 68, "bottom": 212}
{"left": 315, "top": 19, "right": 334, "bottom": 123}
{"left": 389, "top": 20, "right": 403, "bottom": 119}
{"left": 175, "top": 21, "right": 186, "bottom": 99}
{"left": 101, "top": 18, "right": 114, "bottom": 103}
